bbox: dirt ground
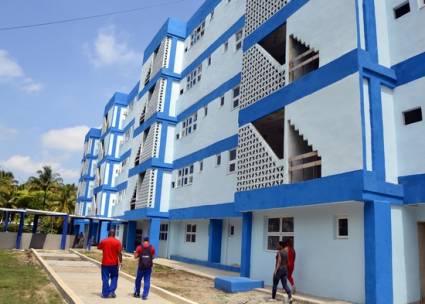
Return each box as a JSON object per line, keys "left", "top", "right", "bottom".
{"left": 77, "top": 250, "right": 283, "bottom": 304}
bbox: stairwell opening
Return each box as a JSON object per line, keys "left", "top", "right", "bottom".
{"left": 258, "top": 24, "right": 287, "bottom": 65}
{"left": 252, "top": 109, "right": 285, "bottom": 159}
{"left": 288, "top": 123, "right": 321, "bottom": 183}
{"left": 288, "top": 35, "right": 319, "bottom": 82}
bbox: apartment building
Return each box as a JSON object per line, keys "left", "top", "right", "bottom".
{"left": 76, "top": 0, "right": 425, "bottom": 303}
{"left": 76, "top": 128, "right": 101, "bottom": 217}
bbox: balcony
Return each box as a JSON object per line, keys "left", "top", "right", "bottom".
{"left": 134, "top": 123, "right": 162, "bottom": 167}
{"left": 145, "top": 79, "right": 167, "bottom": 121}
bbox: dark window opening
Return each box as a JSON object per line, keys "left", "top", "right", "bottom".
{"left": 404, "top": 107, "right": 422, "bottom": 125}
{"left": 252, "top": 109, "right": 285, "bottom": 159}
{"left": 258, "top": 24, "right": 286, "bottom": 65}
{"left": 394, "top": 2, "right": 411, "bottom": 19}
{"left": 289, "top": 35, "right": 319, "bottom": 82}
{"left": 338, "top": 218, "right": 349, "bottom": 238}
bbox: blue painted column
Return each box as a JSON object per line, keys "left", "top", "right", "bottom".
{"left": 87, "top": 219, "right": 94, "bottom": 250}
{"left": 368, "top": 78, "right": 386, "bottom": 180}
{"left": 32, "top": 214, "right": 39, "bottom": 234}
{"left": 364, "top": 200, "right": 393, "bottom": 304}
{"left": 61, "top": 215, "right": 69, "bottom": 250}
{"left": 149, "top": 218, "right": 161, "bottom": 254}
{"left": 99, "top": 221, "right": 109, "bottom": 241}
{"left": 16, "top": 212, "right": 25, "bottom": 249}
{"left": 3, "top": 211, "right": 10, "bottom": 232}
{"left": 240, "top": 212, "right": 253, "bottom": 277}
{"left": 208, "top": 219, "right": 223, "bottom": 264}
{"left": 126, "top": 221, "right": 137, "bottom": 253}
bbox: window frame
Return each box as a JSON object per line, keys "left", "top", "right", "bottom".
{"left": 265, "top": 217, "right": 294, "bottom": 251}
{"left": 393, "top": 1, "right": 411, "bottom": 18}
{"left": 403, "top": 107, "right": 422, "bottom": 125}
{"left": 235, "top": 29, "right": 243, "bottom": 51}
{"left": 336, "top": 216, "right": 349, "bottom": 239}
{"left": 160, "top": 224, "right": 169, "bottom": 241}
{"left": 177, "top": 164, "right": 194, "bottom": 187}
{"left": 216, "top": 154, "right": 222, "bottom": 166}
{"left": 185, "top": 224, "right": 197, "bottom": 243}
{"left": 232, "top": 85, "right": 240, "bottom": 109}
{"left": 228, "top": 149, "right": 237, "bottom": 173}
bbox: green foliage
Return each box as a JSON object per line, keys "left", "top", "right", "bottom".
{"left": 0, "top": 166, "right": 77, "bottom": 234}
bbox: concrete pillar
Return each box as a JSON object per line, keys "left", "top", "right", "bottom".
{"left": 3, "top": 211, "right": 10, "bottom": 232}
{"left": 32, "top": 214, "right": 39, "bottom": 234}
{"left": 208, "top": 219, "right": 223, "bottom": 264}
{"left": 149, "top": 218, "right": 161, "bottom": 254}
{"left": 61, "top": 215, "right": 69, "bottom": 250}
{"left": 240, "top": 212, "right": 252, "bottom": 278}
{"left": 98, "top": 221, "right": 109, "bottom": 242}
{"left": 16, "top": 212, "right": 25, "bottom": 249}
{"left": 364, "top": 200, "right": 393, "bottom": 304}
{"left": 125, "top": 221, "right": 137, "bottom": 253}
{"left": 87, "top": 219, "right": 94, "bottom": 250}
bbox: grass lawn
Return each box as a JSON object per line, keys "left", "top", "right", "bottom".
{"left": 0, "top": 250, "right": 64, "bottom": 304}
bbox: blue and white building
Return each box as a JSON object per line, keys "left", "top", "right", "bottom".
{"left": 76, "top": 0, "right": 425, "bottom": 303}
{"left": 76, "top": 128, "right": 101, "bottom": 217}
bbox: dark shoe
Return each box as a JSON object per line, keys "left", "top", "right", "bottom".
{"left": 133, "top": 293, "right": 140, "bottom": 298}
{"left": 110, "top": 293, "right": 116, "bottom": 298}
{"left": 142, "top": 296, "right": 148, "bottom": 300}
{"left": 101, "top": 294, "right": 109, "bottom": 298}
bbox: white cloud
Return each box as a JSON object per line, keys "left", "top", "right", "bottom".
{"left": 41, "top": 125, "right": 90, "bottom": 152}
{"left": 0, "top": 155, "right": 79, "bottom": 181}
{"left": 0, "top": 49, "right": 43, "bottom": 93}
{"left": 0, "top": 125, "right": 18, "bottom": 140}
{"left": 0, "top": 50, "right": 24, "bottom": 78}
{"left": 88, "top": 26, "right": 139, "bottom": 67}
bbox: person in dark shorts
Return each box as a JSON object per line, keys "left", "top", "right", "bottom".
{"left": 134, "top": 237, "right": 156, "bottom": 300}
{"left": 97, "top": 229, "right": 122, "bottom": 298}
{"left": 272, "top": 240, "right": 293, "bottom": 303}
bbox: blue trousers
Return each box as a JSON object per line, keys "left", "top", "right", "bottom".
{"left": 101, "top": 265, "right": 119, "bottom": 297}
{"left": 134, "top": 268, "right": 152, "bottom": 298}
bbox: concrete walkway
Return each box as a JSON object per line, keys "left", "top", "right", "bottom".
{"left": 37, "top": 251, "right": 174, "bottom": 304}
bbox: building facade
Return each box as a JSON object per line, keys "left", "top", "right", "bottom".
{"left": 76, "top": 0, "right": 425, "bottom": 303}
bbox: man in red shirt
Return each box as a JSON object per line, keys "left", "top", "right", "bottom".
{"left": 133, "top": 237, "right": 155, "bottom": 300}
{"left": 97, "top": 228, "right": 122, "bottom": 298}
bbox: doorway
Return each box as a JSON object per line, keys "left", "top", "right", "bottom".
{"left": 418, "top": 223, "right": 425, "bottom": 303}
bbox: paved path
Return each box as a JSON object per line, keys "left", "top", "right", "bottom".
{"left": 38, "top": 251, "right": 173, "bottom": 304}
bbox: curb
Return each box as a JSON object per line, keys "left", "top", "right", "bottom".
{"left": 71, "top": 249, "right": 199, "bottom": 304}
{"left": 31, "top": 249, "right": 83, "bottom": 304}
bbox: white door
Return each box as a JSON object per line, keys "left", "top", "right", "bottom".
{"left": 158, "top": 223, "right": 169, "bottom": 258}
{"left": 222, "top": 219, "right": 242, "bottom": 266}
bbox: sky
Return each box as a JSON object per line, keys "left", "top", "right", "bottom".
{"left": 0, "top": 0, "right": 201, "bottom": 183}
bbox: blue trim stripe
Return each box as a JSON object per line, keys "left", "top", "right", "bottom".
{"left": 177, "top": 74, "right": 241, "bottom": 121}
{"left": 399, "top": 173, "right": 425, "bottom": 204}
{"left": 392, "top": 51, "right": 425, "bottom": 86}
{"left": 186, "top": 0, "right": 221, "bottom": 35}
{"left": 128, "top": 158, "right": 173, "bottom": 177}
{"left": 239, "top": 49, "right": 359, "bottom": 126}
{"left": 182, "top": 17, "right": 245, "bottom": 78}
{"left": 174, "top": 135, "right": 238, "bottom": 169}
{"left": 169, "top": 203, "right": 240, "bottom": 219}
{"left": 133, "top": 113, "right": 177, "bottom": 138}
{"left": 243, "top": 0, "right": 309, "bottom": 51}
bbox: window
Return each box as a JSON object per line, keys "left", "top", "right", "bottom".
{"left": 177, "top": 164, "right": 194, "bottom": 187}
{"left": 176, "top": 133, "right": 180, "bottom": 140}
{"left": 210, "top": 9, "right": 214, "bottom": 20}
{"left": 232, "top": 86, "right": 240, "bottom": 109}
{"left": 208, "top": 56, "right": 212, "bottom": 66}
{"left": 229, "top": 225, "right": 235, "bottom": 237}
{"left": 235, "top": 29, "right": 243, "bottom": 50}
{"left": 180, "top": 89, "right": 184, "bottom": 95}
{"left": 190, "top": 21, "right": 205, "bottom": 46}
{"left": 199, "top": 160, "right": 204, "bottom": 172}
{"left": 336, "top": 217, "right": 349, "bottom": 239}
{"left": 185, "top": 224, "right": 197, "bottom": 243}
{"left": 204, "top": 106, "right": 208, "bottom": 117}
{"left": 186, "top": 64, "right": 202, "bottom": 90}
{"left": 224, "top": 41, "right": 229, "bottom": 52}
{"left": 228, "top": 149, "right": 237, "bottom": 173}
{"left": 220, "top": 96, "right": 225, "bottom": 106}
{"left": 182, "top": 112, "right": 198, "bottom": 137}
{"left": 394, "top": 1, "right": 411, "bottom": 18}
{"left": 266, "top": 217, "right": 294, "bottom": 250}
{"left": 403, "top": 107, "right": 422, "bottom": 125}
{"left": 160, "top": 224, "right": 168, "bottom": 241}
{"left": 216, "top": 154, "right": 221, "bottom": 166}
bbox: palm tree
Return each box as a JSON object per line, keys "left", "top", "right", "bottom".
{"left": 0, "top": 170, "right": 18, "bottom": 208}
{"left": 28, "top": 166, "right": 63, "bottom": 210}
{"left": 52, "top": 184, "right": 77, "bottom": 214}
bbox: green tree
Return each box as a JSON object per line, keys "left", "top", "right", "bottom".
{"left": 27, "top": 166, "right": 63, "bottom": 210}
{"left": 0, "top": 170, "right": 18, "bottom": 208}
{"left": 51, "top": 184, "right": 77, "bottom": 214}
